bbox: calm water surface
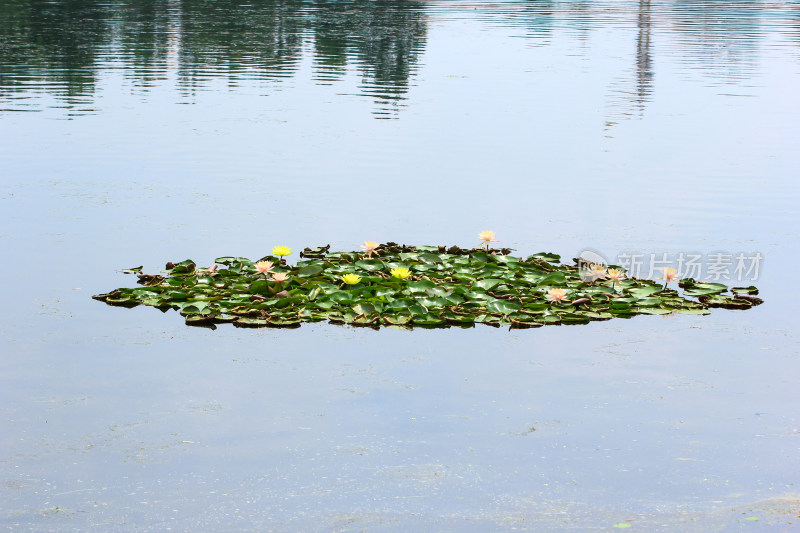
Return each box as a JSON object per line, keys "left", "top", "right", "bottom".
{"left": 1, "top": 1, "right": 799, "bottom": 531}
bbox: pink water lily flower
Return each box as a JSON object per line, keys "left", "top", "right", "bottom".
{"left": 546, "top": 288, "right": 569, "bottom": 304}
{"left": 605, "top": 268, "right": 624, "bottom": 289}
{"left": 271, "top": 272, "right": 290, "bottom": 283}
{"left": 255, "top": 260, "right": 274, "bottom": 276}
{"left": 198, "top": 264, "right": 218, "bottom": 276}
{"left": 660, "top": 267, "right": 679, "bottom": 288}
{"left": 478, "top": 231, "right": 497, "bottom": 250}
{"left": 360, "top": 241, "right": 379, "bottom": 258}
{"left": 581, "top": 263, "right": 607, "bottom": 282}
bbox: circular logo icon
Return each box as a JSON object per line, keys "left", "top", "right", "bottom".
{"left": 575, "top": 249, "right": 609, "bottom": 282}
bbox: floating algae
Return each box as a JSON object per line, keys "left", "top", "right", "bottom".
{"left": 93, "top": 243, "right": 762, "bottom": 330}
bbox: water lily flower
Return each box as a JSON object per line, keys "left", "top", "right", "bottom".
{"left": 659, "top": 267, "right": 679, "bottom": 288}
{"left": 271, "top": 246, "right": 292, "bottom": 259}
{"left": 546, "top": 288, "right": 569, "bottom": 304}
{"left": 581, "top": 263, "right": 607, "bottom": 282}
{"left": 606, "top": 268, "right": 625, "bottom": 289}
{"left": 478, "top": 231, "right": 497, "bottom": 250}
{"left": 391, "top": 267, "right": 411, "bottom": 280}
{"left": 197, "top": 264, "right": 218, "bottom": 277}
{"left": 255, "top": 260, "right": 274, "bottom": 276}
{"left": 360, "top": 241, "right": 379, "bottom": 258}
{"left": 342, "top": 273, "right": 361, "bottom": 285}
{"left": 271, "top": 272, "right": 289, "bottom": 283}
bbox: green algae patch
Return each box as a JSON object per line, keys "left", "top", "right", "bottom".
{"left": 93, "top": 243, "right": 762, "bottom": 330}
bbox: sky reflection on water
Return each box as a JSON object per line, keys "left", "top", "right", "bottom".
{"left": 1, "top": 1, "right": 799, "bottom": 531}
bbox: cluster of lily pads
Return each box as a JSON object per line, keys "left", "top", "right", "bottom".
{"left": 93, "top": 241, "right": 762, "bottom": 330}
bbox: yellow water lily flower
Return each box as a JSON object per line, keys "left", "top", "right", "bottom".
{"left": 391, "top": 267, "right": 411, "bottom": 280}
{"left": 342, "top": 273, "right": 361, "bottom": 285}
{"left": 546, "top": 288, "right": 569, "bottom": 304}
{"left": 272, "top": 246, "right": 292, "bottom": 258}
{"left": 478, "top": 230, "right": 497, "bottom": 249}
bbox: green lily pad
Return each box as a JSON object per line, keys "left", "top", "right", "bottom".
{"left": 418, "top": 252, "right": 444, "bottom": 264}
{"left": 354, "top": 259, "right": 385, "bottom": 271}
{"left": 528, "top": 252, "right": 561, "bottom": 263}
{"left": 298, "top": 264, "right": 324, "bottom": 277}
{"left": 474, "top": 279, "right": 504, "bottom": 291}
{"left": 629, "top": 286, "right": 662, "bottom": 298}
{"left": 352, "top": 302, "right": 376, "bottom": 316}
{"left": 383, "top": 314, "right": 412, "bottom": 325}
{"left": 486, "top": 300, "right": 522, "bottom": 315}
{"left": 408, "top": 303, "right": 428, "bottom": 316}
{"left": 407, "top": 280, "right": 437, "bottom": 291}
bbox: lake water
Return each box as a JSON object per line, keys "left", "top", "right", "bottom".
{"left": 1, "top": 1, "right": 799, "bottom": 531}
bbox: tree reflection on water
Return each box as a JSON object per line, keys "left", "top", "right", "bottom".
{"left": 0, "top": 0, "right": 794, "bottom": 117}
{"left": 0, "top": 0, "right": 428, "bottom": 116}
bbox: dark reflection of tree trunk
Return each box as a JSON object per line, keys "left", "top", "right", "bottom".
{"left": 165, "top": 0, "right": 181, "bottom": 75}
{"left": 604, "top": 0, "right": 654, "bottom": 132}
